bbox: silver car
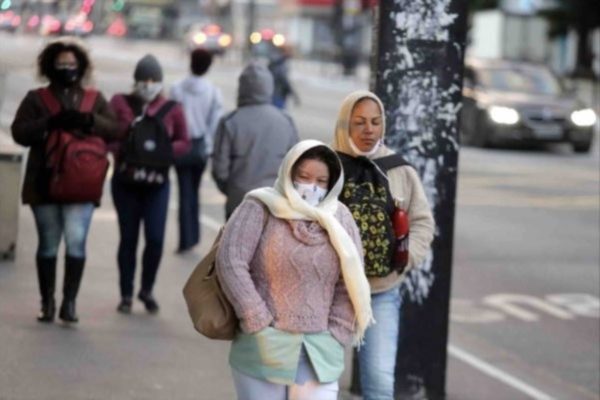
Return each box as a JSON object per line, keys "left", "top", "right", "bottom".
{"left": 461, "top": 58, "right": 596, "bottom": 153}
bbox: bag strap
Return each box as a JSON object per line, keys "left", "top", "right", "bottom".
{"left": 38, "top": 89, "right": 63, "bottom": 166}
{"left": 79, "top": 90, "right": 98, "bottom": 113}
{"left": 205, "top": 227, "right": 225, "bottom": 277}
{"left": 123, "top": 94, "right": 142, "bottom": 118}
{"left": 373, "top": 154, "right": 411, "bottom": 173}
{"left": 154, "top": 100, "right": 177, "bottom": 121}
{"left": 38, "top": 88, "right": 98, "bottom": 114}
{"left": 260, "top": 203, "right": 269, "bottom": 230}
{"left": 37, "top": 88, "right": 62, "bottom": 115}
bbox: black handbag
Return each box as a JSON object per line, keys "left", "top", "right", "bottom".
{"left": 175, "top": 137, "right": 207, "bottom": 166}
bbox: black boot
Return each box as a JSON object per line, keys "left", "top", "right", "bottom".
{"left": 36, "top": 256, "right": 57, "bottom": 323}
{"left": 116, "top": 297, "right": 132, "bottom": 314}
{"left": 138, "top": 290, "right": 159, "bottom": 314}
{"left": 59, "top": 256, "right": 85, "bottom": 323}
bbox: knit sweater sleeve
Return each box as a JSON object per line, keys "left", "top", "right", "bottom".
{"left": 216, "top": 199, "right": 273, "bottom": 333}
{"left": 328, "top": 204, "right": 362, "bottom": 346}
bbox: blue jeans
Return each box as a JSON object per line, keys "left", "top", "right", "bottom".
{"left": 175, "top": 161, "right": 206, "bottom": 251}
{"left": 111, "top": 178, "right": 170, "bottom": 298}
{"left": 31, "top": 203, "right": 95, "bottom": 259}
{"left": 358, "top": 287, "right": 402, "bottom": 400}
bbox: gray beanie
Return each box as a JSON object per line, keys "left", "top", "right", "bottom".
{"left": 134, "top": 54, "right": 163, "bottom": 82}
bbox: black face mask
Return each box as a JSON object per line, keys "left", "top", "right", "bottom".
{"left": 51, "top": 67, "right": 80, "bottom": 87}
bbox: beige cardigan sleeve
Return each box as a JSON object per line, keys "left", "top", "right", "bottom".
{"left": 387, "top": 166, "right": 435, "bottom": 272}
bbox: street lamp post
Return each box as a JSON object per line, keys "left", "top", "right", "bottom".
{"left": 366, "top": 0, "right": 467, "bottom": 398}
{"left": 245, "top": 0, "right": 256, "bottom": 61}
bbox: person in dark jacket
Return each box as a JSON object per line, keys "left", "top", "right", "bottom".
{"left": 267, "top": 45, "right": 299, "bottom": 110}
{"left": 212, "top": 62, "right": 299, "bottom": 219}
{"left": 11, "top": 37, "right": 118, "bottom": 324}
{"left": 109, "top": 54, "right": 190, "bottom": 315}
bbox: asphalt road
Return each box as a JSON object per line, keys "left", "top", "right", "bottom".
{"left": 0, "top": 33, "right": 598, "bottom": 400}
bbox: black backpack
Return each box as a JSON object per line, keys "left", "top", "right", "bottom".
{"left": 116, "top": 100, "right": 176, "bottom": 187}
{"left": 337, "top": 152, "right": 411, "bottom": 278}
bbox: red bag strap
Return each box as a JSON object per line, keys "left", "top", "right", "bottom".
{"left": 37, "top": 88, "right": 98, "bottom": 114}
{"left": 79, "top": 89, "right": 98, "bottom": 113}
{"left": 37, "top": 88, "right": 62, "bottom": 115}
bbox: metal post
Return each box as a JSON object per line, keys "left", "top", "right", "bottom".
{"left": 368, "top": 1, "right": 467, "bottom": 399}
{"left": 245, "top": 0, "right": 256, "bottom": 61}
{"left": 333, "top": 0, "right": 362, "bottom": 75}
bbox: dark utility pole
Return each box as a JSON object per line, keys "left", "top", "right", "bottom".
{"left": 333, "top": 0, "right": 363, "bottom": 75}
{"left": 371, "top": 1, "right": 468, "bottom": 399}
{"left": 245, "top": 0, "right": 256, "bottom": 61}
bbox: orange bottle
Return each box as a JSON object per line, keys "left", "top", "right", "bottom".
{"left": 392, "top": 198, "right": 409, "bottom": 272}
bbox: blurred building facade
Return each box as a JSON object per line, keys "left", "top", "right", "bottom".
{"left": 4, "top": 0, "right": 597, "bottom": 77}
{"left": 468, "top": 0, "right": 600, "bottom": 77}
{"left": 176, "top": 0, "right": 377, "bottom": 69}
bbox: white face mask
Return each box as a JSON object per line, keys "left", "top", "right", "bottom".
{"left": 293, "top": 181, "right": 328, "bottom": 207}
{"left": 134, "top": 82, "right": 163, "bottom": 103}
{"left": 349, "top": 137, "right": 381, "bottom": 157}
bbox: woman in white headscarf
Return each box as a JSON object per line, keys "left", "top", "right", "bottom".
{"left": 332, "top": 91, "right": 435, "bottom": 400}
{"left": 216, "top": 140, "right": 373, "bottom": 400}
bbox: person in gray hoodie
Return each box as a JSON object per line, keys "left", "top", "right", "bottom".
{"left": 170, "top": 48, "right": 223, "bottom": 252}
{"left": 212, "top": 62, "right": 299, "bottom": 218}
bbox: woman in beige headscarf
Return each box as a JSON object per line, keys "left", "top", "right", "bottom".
{"left": 216, "top": 140, "right": 373, "bottom": 400}
{"left": 332, "top": 91, "right": 435, "bottom": 400}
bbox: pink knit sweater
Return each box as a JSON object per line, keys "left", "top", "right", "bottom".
{"left": 216, "top": 198, "right": 363, "bottom": 346}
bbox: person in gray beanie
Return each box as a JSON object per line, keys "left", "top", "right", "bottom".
{"left": 212, "top": 62, "right": 299, "bottom": 219}
{"left": 108, "top": 54, "right": 190, "bottom": 315}
{"left": 132, "top": 54, "right": 164, "bottom": 103}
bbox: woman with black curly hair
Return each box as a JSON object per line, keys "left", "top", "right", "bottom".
{"left": 11, "top": 37, "right": 118, "bottom": 324}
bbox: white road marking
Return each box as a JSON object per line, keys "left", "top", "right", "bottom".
{"left": 448, "top": 344, "right": 556, "bottom": 400}
{"left": 452, "top": 294, "right": 600, "bottom": 323}
{"left": 483, "top": 293, "right": 574, "bottom": 321}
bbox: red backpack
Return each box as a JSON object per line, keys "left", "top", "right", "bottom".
{"left": 38, "top": 88, "right": 109, "bottom": 203}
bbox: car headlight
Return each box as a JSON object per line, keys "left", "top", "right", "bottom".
{"left": 488, "top": 106, "right": 519, "bottom": 125}
{"left": 218, "top": 34, "right": 232, "bottom": 48}
{"left": 272, "top": 33, "right": 286, "bottom": 47}
{"left": 249, "top": 32, "right": 261, "bottom": 44}
{"left": 570, "top": 108, "right": 597, "bottom": 127}
{"left": 192, "top": 32, "right": 207, "bottom": 45}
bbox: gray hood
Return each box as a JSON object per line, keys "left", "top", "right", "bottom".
{"left": 237, "top": 62, "right": 274, "bottom": 107}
